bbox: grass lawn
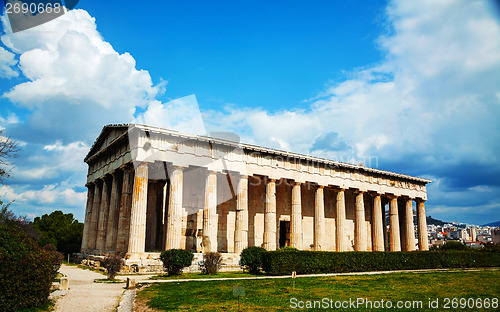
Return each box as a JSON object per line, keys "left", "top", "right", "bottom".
{"left": 136, "top": 268, "right": 500, "bottom": 311}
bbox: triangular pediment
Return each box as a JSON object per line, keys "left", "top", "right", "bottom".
{"left": 84, "top": 124, "right": 130, "bottom": 162}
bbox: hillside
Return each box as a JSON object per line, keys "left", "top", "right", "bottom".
{"left": 483, "top": 221, "right": 500, "bottom": 227}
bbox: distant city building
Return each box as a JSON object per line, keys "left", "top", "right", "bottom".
{"left": 491, "top": 228, "right": 500, "bottom": 244}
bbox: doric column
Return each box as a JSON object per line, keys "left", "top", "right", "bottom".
{"left": 335, "top": 188, "right": 346, "bottom": 252}
{"left": 81, "top": 183, "right": 94, "bottom": 253}
{"left": 263, "top": 178, "right": 277, "bottom": 251}
{"left": 355, "top": 191, "right": 367, "bottom": 251}
{"left": 96, "top": 176, "right": 111, "bottom": 252}
{"left": 372, "top": 194, "right": 385, "bottom": 251}
{"left": 127, "top": 163, "right": 149, "bottom": 256}
{"left": 105, "top": 171, "right": 122, "bottom": 252}
{"left": 165, "top": 166, "right": 183, "bottom": 250}
{"left": 116, "top": 168, "right": 134, "bottom": 254}
{"left": 314, "top": 186, "right": 325, "bottom": 251}
{"left": 416, "top": 199, "right": 429, "bottom": 251}
{"left": 389, "top": 196, "right": 401, "bottom": 251}
{"left": 203, "top": 171, "right": 218, "bottom": 253}
{"left": 405, "top": 198, "right": 416, "bottom": 251}
{"left": 290, "top": 182, "right": 302, "bottom": 250}
{"left": 234, "top": 175, "right": 249, "bottom": 254}
{"left": 88, "top": 180, "right": 102, "bottom": 250}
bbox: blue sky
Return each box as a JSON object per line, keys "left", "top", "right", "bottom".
{"left": 0, "top": 0, "right": 499, "bottom": 225}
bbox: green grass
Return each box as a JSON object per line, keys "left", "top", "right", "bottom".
{"left": 150, "top": 271, "right": 262, "bottom": 280}
{"left": 137, "top": 268, "right": 500, "bottom": 311}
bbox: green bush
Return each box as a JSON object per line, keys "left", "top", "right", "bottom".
{"left": 42, "top": 244, "right": 64, "bottom": 279}
{"left": 278, "top": 246, "right": 299, "bottom": 252}
{"left": 240, "top": 246, "right": 267, "bottom": 274}
{"left": 0, "top": 221, "right": 57, "bottom": 311}
{"left": 101, "top": 255, "right": 124, "bottom": 280}
{"left": 160, "top": 249, "right": 194, "bottom": 276}
{"left": 201, "top": 252, "right": 223, "bottom": 275}
{"left": 440, "top": 240, "right": 467, "bottom": 251}
{"left": 261, "top": 250, "right": 500, "bottom": 275}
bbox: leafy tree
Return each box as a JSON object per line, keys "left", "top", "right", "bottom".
{"left": 33, "top": 210, "right": 84, "bottom": 255}
{"left": 160, "top": 249, "right": 194, "bottom": 276}
{"left": 240, "top": 246, "right": 267, "bottom": 274}
{"left": 101, "top": 255, "right": 124, "bottom": 280}
{"left": 0, "top": 207, "right": 60, "bottom": 311}
{"left": 201, "top": 252, "right": 223, "bottom": 275}
{"left": 440, "top": 240, "right": 467, "bottom": 251}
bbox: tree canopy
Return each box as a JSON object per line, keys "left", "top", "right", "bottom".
{"left": 33, "top": 210, "right": 83, "bottom": 255}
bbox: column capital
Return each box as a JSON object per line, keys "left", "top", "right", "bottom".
{"left": 265, "top": 177, "right": 277, "bottom": 183}
{"left": 170, "top": 165, "right": 186, "bottom": 171}
{"left": 415, "top": 197, "right": 426, "bottom": 203}
{"left": 385, "top": 193, "right": 399, "bottom": 200}
{"left": 110, "top": 169, "right": 123, "bottom": 177}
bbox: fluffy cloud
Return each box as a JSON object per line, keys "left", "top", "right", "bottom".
{"left": 0, "top": 9, "right": 164, "bottom": 219}
{"left": 1, "top": 9, "right": 161, "bottom": 144}
{"left": 135, "top": 95, "right": 207, "bottom": 135}
{"left": 0, "top": 46, "right": 17, "bottom": 78}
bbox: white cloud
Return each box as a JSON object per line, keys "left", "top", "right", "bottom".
{"left": 0, "top": 184, "right": 86, "bottom": 212}
{"left": 135, "top": 95, "right": 207, "bottom": 135}
{"left": 0, "top": 46, "right": 17, "bottom": 78}
{"left": 1, "top": 9, "right": 162, "bottom": 143}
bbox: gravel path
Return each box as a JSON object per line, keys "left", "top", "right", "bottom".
{"left": 52, "top": 264, "right": 127, "bottom": 312}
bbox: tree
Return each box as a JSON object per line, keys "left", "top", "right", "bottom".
{"left": 160, "top": 249, "right": 194, "bottom": 276}
{"left": 239, "top": 246, "right": 267, "bottom": 274}
{"left": 0, "top": 129, "right": 19, "bottom": 183}
{"left": 0, "top": 207, "right": 60, "bottom": 311}
{"left": 101, "top": 255, "right": 124, "bottom": 280}
{"left": 201, "top": 252, "right": 223, "bottom": 275}
{"left": 33, "top": 210, "right": 83, "bottom": 255}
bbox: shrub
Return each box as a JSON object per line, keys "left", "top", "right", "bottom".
{"left": 43, "top": 244, "right": 64, "bottom": 279}
{"left": 0, "top": 220, "right": 56, "bottom": 311}
{"left": 440, "top": 240, "right": 467, "bottom": 251}
{"left": 160, "top": 249, "right": 194, "bottom": 276}
{"left": 101, "top": 255, "right": 124, "bottom": 280}
{"left": 261, "top": 250, "right": 500, "bottom": 275}
{"left": 201, "top": 252, "right": 223, "bottom": 275}
{"left": 278, "top": 246, "right": 299, "bottom": 252}
{"left": 481, "top": 242, "right": 500, "bottom": 252}
{"left": 240, "top": 246, "right": 267, "bottom": 274}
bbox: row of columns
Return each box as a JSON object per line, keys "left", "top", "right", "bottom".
{"left": 82, "top": 168, "right": 134, "bottom": 255}
{"left": 82, "top": 162, "right": 429, "bottom": 256}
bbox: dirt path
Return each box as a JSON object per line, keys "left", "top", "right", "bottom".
{"left": 52, "top": 264, "right": 126, "bottom": 312}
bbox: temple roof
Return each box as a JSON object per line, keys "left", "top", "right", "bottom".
{"left": 85, "top": 123, "right": 431, "bottom": 184}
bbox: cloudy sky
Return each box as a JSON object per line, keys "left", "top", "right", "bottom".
{"left": 0, "top": 0, "right": 499, "bottom": 225}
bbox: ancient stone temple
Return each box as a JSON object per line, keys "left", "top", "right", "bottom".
{"left": 81, "top": 124, "right": 430, "bottom": 267}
